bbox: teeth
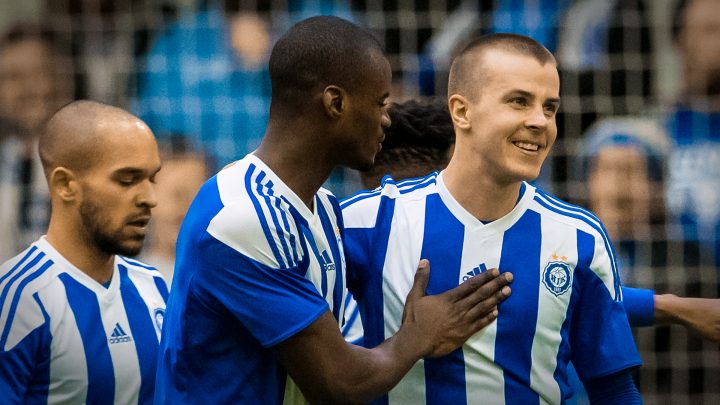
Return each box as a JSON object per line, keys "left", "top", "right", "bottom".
{"left": 514, "top": 141, "right": 539, "bottom": 151}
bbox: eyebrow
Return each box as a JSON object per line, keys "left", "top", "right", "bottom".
{"left": 507, "top": 89, "right": 560, "bottom": 103}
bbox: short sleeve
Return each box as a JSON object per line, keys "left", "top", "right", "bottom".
{"left": 194, "top": 236, "right": 329, "bottom": 347}
{"left": 571, "top": 229, "right": 642, "bottom": 380}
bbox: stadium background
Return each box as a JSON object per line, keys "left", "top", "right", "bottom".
{"left": 1, "top": 0, "right": 718, "bottom": 403}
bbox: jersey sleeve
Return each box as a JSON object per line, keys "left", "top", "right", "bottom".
{"left": 0, "top": 293, "right": 51, "bottom": 404}
{"left": 193, "top": 197, "right": 330, "bottom": 348}
{"left": 570, "top": 229, "right": 642, "bottom": 381}
{"left": 621, "top": 286, "right": 655, "bottom": 327}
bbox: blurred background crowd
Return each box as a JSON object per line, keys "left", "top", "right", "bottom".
{"left": 0, "top": 0, "right": 718, "bottom": 402}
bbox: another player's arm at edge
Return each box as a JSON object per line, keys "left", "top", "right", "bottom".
{"left": 278, "top": 260, "right": 513, "bottom": 404}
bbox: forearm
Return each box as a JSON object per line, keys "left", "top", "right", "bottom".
{"left": 279, "top": 312, "right": 429, "bottom": 405}
{"left": 654, "top": 293, "right": 681, "bottom": 325}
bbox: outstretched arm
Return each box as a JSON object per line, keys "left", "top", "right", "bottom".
{"left": 622, "top": 286, "right": 720, "bottom": 343}
{"left": 278, "top": 260, "right": 512, "bottom": 404}
{"left": 655, "top": 294, "right": 720, "bottom": 343}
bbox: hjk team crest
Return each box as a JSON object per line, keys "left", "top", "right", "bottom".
{"left": 542, "top": 261, "right": 572, "bottom": 296}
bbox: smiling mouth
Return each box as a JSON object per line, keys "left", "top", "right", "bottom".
{"left": 512, "top": 141, "right": 541, "bottom": 152}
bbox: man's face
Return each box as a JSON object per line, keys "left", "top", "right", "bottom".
{"left": 588, "top": 146, "right": 655, "bottom": 241}
{"left": 340, "top": 52, "right": 392, "bottom": 171}
{"left": 0, "top": 39, "right": 72, "bottom": 135}
{"left": 680, "top": 0, "right": 720, "bottom": 97}
{"left": 78, "top": 122, "right": 161, "bottom": 257}
{"left": 151, "top": 155, "right": 207, "bottom": 248}
{"left": 461, "top": 49, "right": 560, "bottom": 184}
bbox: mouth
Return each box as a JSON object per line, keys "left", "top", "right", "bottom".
{"left": 512, "top": 141, "right": 542, "bottom": 152}
{"left": 126, "top": 216, "right": 151, "bottom": 228}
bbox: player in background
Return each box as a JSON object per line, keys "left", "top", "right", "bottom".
{"left": 345, "top": 98, "right": 720, "bottom": 344}
{"left": 341, "top": 34, "right": 642, "bottom": 404}
{"left": 155, "top": 16, "right": 512, "bottom": 405}
{"left": 0, "top": 100, "right": 168, "bottom": 404}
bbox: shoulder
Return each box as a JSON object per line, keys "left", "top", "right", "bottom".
{"left": 0, "top": 243, "right": 59, "bottom": 351}
{"left": 341, "top": 172, "right": 439, "bottom": 228}
{"left": 117, "top": 256, "right": 166, "bottom": 282}
{"left": 530, "top": 186, "right": 610, "bottom": 241}
{"left": 204, "top": 159, "right": 304, "bottom": 270}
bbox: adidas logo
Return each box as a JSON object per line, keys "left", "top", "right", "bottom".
{"left": 462, "top": 263, "right": 488, "bottom": 283}
{"left": 108, "top": 323, "right": 132, "bottom": 344}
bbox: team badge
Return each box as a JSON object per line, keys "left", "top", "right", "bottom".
{"left": 542, "top": 261, "right": 572, "bottom": 296}
{"left": 154, "top": 308, "right": 165, "bottom": 331}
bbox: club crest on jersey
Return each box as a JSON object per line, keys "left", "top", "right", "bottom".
{"left": 542, "top": 261, "right": 572, "bottom": 296}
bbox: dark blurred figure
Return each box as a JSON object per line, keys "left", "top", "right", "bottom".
{"left": 0, "top": 23, "right": 74, "bottom": 261}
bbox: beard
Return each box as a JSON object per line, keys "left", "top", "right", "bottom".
{"left": 79, "top": 198, "right": 145, "bottom": 257}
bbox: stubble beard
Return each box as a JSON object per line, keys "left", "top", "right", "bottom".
{"left": 79, "top": 198, "right": 144, "bottom": 257}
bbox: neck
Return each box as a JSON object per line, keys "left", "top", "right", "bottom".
{"left": 254, "top": 121, "right": 336, "bottom": 209}
{"left": 443, "top": 158, "right": 523, "bottom": 222}
{"left": 46, "top": 213, "right": 115, "bottom": 284}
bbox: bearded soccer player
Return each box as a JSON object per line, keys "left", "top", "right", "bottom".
{"left": 0, "top": 100, "right": 168, "bottom": 404}
{"left": 342, "top": 34, "right": 643, "bottom": 403}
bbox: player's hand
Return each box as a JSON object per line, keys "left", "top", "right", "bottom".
{"left": 656, "top": 294, "right": 720, "bottom": 343}
{"left": 401, "top": 259, "right": 512, "bottom": 357}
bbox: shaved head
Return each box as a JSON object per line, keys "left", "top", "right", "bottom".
{"left": 448, "top": 33, "right": 556, "bottom": 101}
{"left": 39, "top": 100, "right": 152, "bottom": 178}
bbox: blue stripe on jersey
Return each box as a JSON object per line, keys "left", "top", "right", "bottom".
{"left": 257, "top": 177, "right": 294, "bottom": 268}
{"left": 154, "top": 277, "right": 169, "bottom": 303}
{"left": 317, "top": 199, "right": 344, "bottom": 321}
{"left": 119, "top": 256, "right": 156, "bottom": 271}
{"left": 420, "top": 193, "right": 467, "bottom": 404}
{"left": 295, "top": 219, "right": 331, "bottom": 303}
{"left": 280, "top": 198, "right": 312, "bottom": 276}
{"left": 31, "top": 292, "right": 51, "bottom": 401}
{"left": 269, "top": 188, "right": 299, "bottom": 266}
{"left": 340, "top": 188, "right": 382, "bottom": 209}
{"left": 496, "top": 210, "right": 542, "bottom": 405}
{"left": 245, "top": 164, "right": 288, "bottom": 269}
{"left": 398, "top": 175, "right": 437, "bottom": 195}
{"left": 58, "top": 273, "right": 115, "bottom": 404}
{"left": 0, "top": 251, "right": 46, "bottom": 321}
{"left": 0, "top": 259, "right": 53, "bottom": 349}
{"left": 0, "top": 246, "right": 38, "bottom": 286}
{"left": 119, "top": 265, "right": 158, "bottom": 405}
{"left": 533, "top": 193, "right": 621, "bottom": 301}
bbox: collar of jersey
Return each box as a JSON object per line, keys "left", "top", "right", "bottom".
{"left": 37, "top": 236, "right": 121, "bottom": 300}
{"left": 436, "top": 172, "right": 534, "bottom": 235}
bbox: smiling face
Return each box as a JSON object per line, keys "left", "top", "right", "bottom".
{"left": 77, "top": 120, "right": 161, "bottom": 256}
{"left": 453, "top": 48, "right": 560, "bottom": 185}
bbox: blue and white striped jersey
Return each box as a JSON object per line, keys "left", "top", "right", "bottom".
{"left": 0, "top": 237, "right": 169, "bottom": 405}
{"left": 341, "top": 172, "right": 641, "bottom": 405}
{"left": 155, "top": 153, "right": 346, "bottom": 404}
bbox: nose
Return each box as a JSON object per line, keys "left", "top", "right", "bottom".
{"left": 137, "top": 180, "right": 158, "bottom": 209}
{"left": 525, "top": 104, "right": 549, "bottom": 131}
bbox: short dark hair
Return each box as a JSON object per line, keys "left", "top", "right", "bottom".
{"left": 448, "top": 33, "right": 555, "bottom": 100}
{"left": 268, "top": 16, "right": 384, "bottom": 115}
{"left": 360, "top": 98, "right": 455, "bottom": 188}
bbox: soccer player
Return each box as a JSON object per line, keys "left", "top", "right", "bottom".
{"left": 155, "top": 16, "right": 512, "bottom": 405}
{"left": 342, "top": 34, "right": 643, "bottom": 403}
{"left": 0, "top": 100, "right": 168, "bottom": 404}
{"left": 350, "top": 98, "right": 720, "bottom": 343}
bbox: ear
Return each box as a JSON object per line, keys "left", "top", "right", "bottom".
{"left": 448, "top": 94, "right": 472, "bottom": 130}
{"left": 49, "top": 167, "right": 80, "bottom": 202}
{"left": 322, "top": 85, "right": 345, "bottom": 119}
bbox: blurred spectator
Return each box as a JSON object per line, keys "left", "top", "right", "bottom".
{"left": 134, "top": 3, "right": 271, "bottom": 171}
{"left": 664, "top": 0, "right": 720, "bottom": 267}
{"left": 0, "top": 23, "right": 74, "bottom": 261}
{"left": 141, "top": 138, "right": 209, "bottom": 284}
{"left": 134, "top": 0, "right": 357, "bottom": 196}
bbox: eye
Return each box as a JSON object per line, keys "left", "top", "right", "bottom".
{"left": 511, "top": 97, "right": 528, "bottom": 107}
{"left": 543, "top": 103, "right": 559, "bottom": 116}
